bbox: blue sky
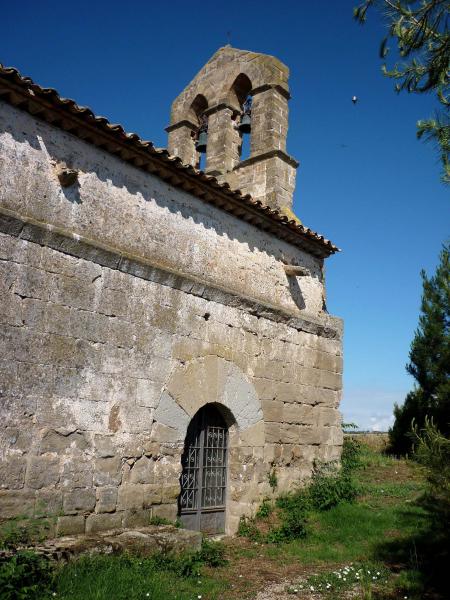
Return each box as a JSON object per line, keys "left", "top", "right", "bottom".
{"left": 1, "top": 0, "right": 448, "bottom": 430}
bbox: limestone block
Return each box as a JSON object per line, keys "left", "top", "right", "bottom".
{"left": 40, "top": 429, "right": 89, "bottom": 454}
{"left": 142, "top": 484, "right": 162, "bottom": 506}
{"left": 63, "top": 488, "right": 96, "bottom": 514}
{"left": 0, "top": 490, "right": 35, "bottom": 518}
{"left": 263, "top": 443, "right": 282, "bottom": 464}
{"left": 151, "top": 504, "right": 177, "bottom": 522}
{"left": 117, "top": 484, "right": 144, "bottom": 511}
{"left": 283, "top": 403, "right": 315, "bottom": 425}
{"left": 154, "top": 391, "right": 190, "bottom": 434}
{"left": 161, "top": 484, "right": 180, "bottom": 504}
{"left": 265, "top": 422, "right": 281, "bottom": 443}
{"left": 60, "top": 456, "right": 93, "bottom": 490}
{"left": 50, "top": 274, "right": 96, "bottom": 311}
{"left": 52, "top": 367, "right": 81, "bottom": 399}
{"left": 119, "top": 404, "right": 154, "bottom": 434}
{"left": 86, "top": 512, "right": 122, "bottom": 533}
{"left": 121, "top": 509, "right": 152, "bottom": 528}
{"left": 0, "top": 291, "right": 23, "bottom": 326}
{"left": 16, "top": 366, "right": 52, "bottom": 404}
{"left": 316, "top": 407, "right": 341, "bottom": 427}
{"left": 96, "top": 487, "right": 118, "bottom": 513}
{"left": 94, "top": 434, "right": 116, "bottom": 458}
{"left": 238, "top": 420, "right": 265, "bottom": 447}
{"left": 280, "top": 424, "right": 302, "bottom": 444}
{"left": 128, "top": 457, "right": 155, "bottom": 485}
{"left": 261, "top": 399, "right": 283, "bottom": 422}
{"left": 0, "top": 457, "right": 26, "bottom": 490}
{"left": 56, "top": 515, "right": 86, "bottom": 536}
{"left": 69, "top": 309, "right": 109, "bottom": 343}
{"left": 136, "top": 379, "right": 161, "bottom": 408}
{"left": 97, "top": 287, "right": 129, "bottom": 318}
{"left": 26, "top": 456, "right": 60, "bottom": 490}
{"left": 13, "top": 264, "right": 51, "bottom": 302}
{"left": 150, "top": 422, "right": 181, "bottom": 444}
{"left": 94, "top": 457, "right": 122, "bottom": 487}
{"left": 35, "top": 489, "right": 63, "bottom": 517}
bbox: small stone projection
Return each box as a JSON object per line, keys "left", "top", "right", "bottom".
{"left": 0, "top": 46, "right": 342, "bottom": 537}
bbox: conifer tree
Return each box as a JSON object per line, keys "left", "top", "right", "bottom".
{"left": 354, "top": 0, "right": 450, "bottom": 183}
{"left": 389, "top": 243, "right": 450, "bottom": 454}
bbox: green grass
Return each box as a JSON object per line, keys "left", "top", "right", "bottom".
{"left": 2, "top": 439, "right": 438, "bottom": 599}
{"left": 227, "top": 439, "right": 434, "bottom": 599}
{"left": 51, "top": 554, "right": 227, "bottom": 600}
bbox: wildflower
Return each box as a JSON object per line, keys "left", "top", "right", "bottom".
{"left": 373, "top": 576, "right": 376, "bottom": 580}
{"left": 377, "top": 572, "right": 380, "bottom": 575}
{"left": 198, "top": 596, "right": 202, "bottom": 599}
{"left": 310, "top": 586, "right": 314, "bottom": 591}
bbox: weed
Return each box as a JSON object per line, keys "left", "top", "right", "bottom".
{"left": 148, "top": 515, "right": 173, "bottom": 526}
{"left": 268, "top": 469, "right": 278, "bottom": 491}
{"left": 255, "top": 498, "right": 273, "bottom": 520}
{"left": 0, "top": 550, "right": 54, "bottom": 599}
{"left": 237, "top": 516, "right": 261, "bottom": 541}
{"left": 0, "top": 516, "right": 52, "bottom": 550}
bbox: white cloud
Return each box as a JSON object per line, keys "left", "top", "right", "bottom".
{"left": 340, "top": 387, "right": 408, "bottom": 431}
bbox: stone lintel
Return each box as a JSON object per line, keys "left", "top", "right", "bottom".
{"left": 165, "top": 119, "right": 198, "bottom": 133}
{"left": 251, "top": 83, "right": 291, "bottom": 100}
{"left": 203, "top": 102, "right": 240, "bottom": 119}
{"left": 0, "top": 209, "right": 342, "bottom": 340}
{"left": 233, "top": 149, "right": 299, "bottom": 171}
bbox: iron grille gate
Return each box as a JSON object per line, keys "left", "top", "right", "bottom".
{"left": 179, "top": 404, "right": 228, "bottom": 533}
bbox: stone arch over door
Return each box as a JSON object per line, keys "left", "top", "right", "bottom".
{"left": 153, "top": 355, "right": 264, "bottom": 533}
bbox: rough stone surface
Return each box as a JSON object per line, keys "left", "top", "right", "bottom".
{"left": 0, "top": 47, "right": 343, "bottom": 536}
{"left": 9, "top": 525, "right": 202, "bottom": 560}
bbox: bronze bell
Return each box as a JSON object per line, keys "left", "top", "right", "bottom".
{"left": 239, "top": 113, "right": 251, "bottom": 134}
{"left": 239, "top": 97, "right": 252, "bottom": 134}
{"left": 196, "top": 130, "right": 207, "bottom": 153}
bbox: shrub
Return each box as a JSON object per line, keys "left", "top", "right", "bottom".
{"left": 267, "top": 504, "right": 308, "bottom": 543}
{"left": 255, "top": 498, "right": 273, "bottom": 520}
{"left": 341, "top": 435, "right": 363, "bottom": 472}
{"left": 0, "top": 550, "right": 53, "bottom": 600}
{"left": 0, "top": 517, "right": 51, "bottom": 550}
{"left": 237, "top": 515, "right": 261, "bottom": 541}
{"left": 308, "top": 462, "right": 359, "bottom": 511}
{"left": 197, "top": 539, "right": 227, "bottom": 567}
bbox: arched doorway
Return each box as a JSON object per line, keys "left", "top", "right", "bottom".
{"left": 178, "top": 404, "right": 228, "bottom": 533}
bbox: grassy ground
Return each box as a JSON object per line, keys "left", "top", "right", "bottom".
{"left": 4, "top": 438, "right": 436, "bottom": 600}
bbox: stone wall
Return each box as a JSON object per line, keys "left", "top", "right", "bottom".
{"left": 0, "top": 99, "right": 343, "bottom": 535}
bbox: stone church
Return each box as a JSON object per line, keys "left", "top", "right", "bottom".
{"left": 0, "top": 46, "right": 343, "bottom": 535}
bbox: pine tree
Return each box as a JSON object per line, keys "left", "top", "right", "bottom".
{"left": 389, "top": 243, "right": 450, "bottom": 454}
{"left": 354, "top": 1, "right": 450, "bottom": 183}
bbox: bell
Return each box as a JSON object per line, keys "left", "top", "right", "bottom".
{"left": 239, "top": 113, "right": 252, "bottom": 134}
{"left": 196, "top": 130, "right": 207, "bottom": 153}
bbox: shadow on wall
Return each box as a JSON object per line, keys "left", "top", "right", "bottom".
{"left": 4, "top": 117, "right": 321, "bottom": 301}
